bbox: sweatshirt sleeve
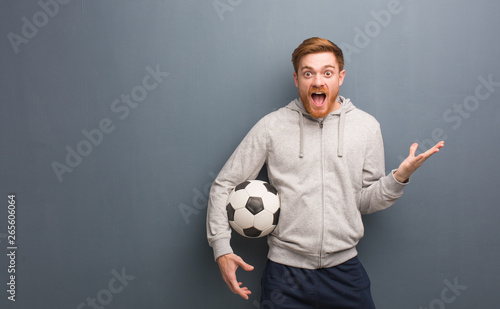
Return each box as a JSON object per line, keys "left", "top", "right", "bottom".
{"left": 206, "top": 117, "right": 268, "bottom": 261}
{"left": 358, "top": 125, "right": 409, "bottom": 215}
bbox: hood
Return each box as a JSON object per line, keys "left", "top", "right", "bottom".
{"left": 285, "top": 96, "right": 356, "bottom": 158}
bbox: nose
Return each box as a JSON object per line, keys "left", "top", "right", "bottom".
{"left": 312, "top": 74, "right": 325, "bottom": 88}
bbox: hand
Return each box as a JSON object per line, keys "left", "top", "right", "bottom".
{"left": 217, "top": 253, "right": 254, "bottom": 300}
{"left": 394, "top": 141, "right": 445, "bottom": 183}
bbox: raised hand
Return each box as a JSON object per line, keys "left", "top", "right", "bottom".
{"left": 394, "top": 141, "right": 445, "bottom": 183}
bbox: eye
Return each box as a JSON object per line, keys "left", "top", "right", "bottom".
{"left": 325, "top": 71, "right": 333, "bottom": 77}
{"left": 304, "top": 72, "right": 312, "bottom": 78}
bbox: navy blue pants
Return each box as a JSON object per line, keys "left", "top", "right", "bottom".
{"left": 260, "top": 256, "right": 376, "bottom": 309}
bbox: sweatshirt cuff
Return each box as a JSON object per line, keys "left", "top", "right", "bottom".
{"left": 390, "top": 169, "right": 410, "bottom": 186}
{"left": 211, "top": 238, "right": 233, "bottom": 262}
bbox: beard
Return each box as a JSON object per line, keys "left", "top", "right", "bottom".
{"left": 299, "top": 87, "right": 339, "bottom": 118}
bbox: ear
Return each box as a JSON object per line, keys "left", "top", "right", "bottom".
{"left": 293, "top": 71, "right": 299, "bottom": 88}
{"left": 338, "top": 70, "right": 346, "bottom": 86}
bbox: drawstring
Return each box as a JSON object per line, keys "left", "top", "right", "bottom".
{"left": 296, "top": 108, "right": 346, "bottom": 158}
{"left": 337, "top": 108, "right": 345, "bottom": 157}
{"left": 298, "top": 111, "right": 304, "bottom": 158}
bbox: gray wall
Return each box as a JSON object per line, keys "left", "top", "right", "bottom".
{"left": 1, "top": 0, "right": 499, "bottom": 308}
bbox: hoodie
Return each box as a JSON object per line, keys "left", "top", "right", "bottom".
{"left": 207, "top": 96, "right": 408, "bottom": 269}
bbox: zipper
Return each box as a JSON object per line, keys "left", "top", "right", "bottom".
{"left": 318, "top": 119, "right": 325, "bottom": 268}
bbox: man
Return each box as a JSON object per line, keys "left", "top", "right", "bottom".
{"left": 207, "top": 37, "right": 444, "bottom": 308}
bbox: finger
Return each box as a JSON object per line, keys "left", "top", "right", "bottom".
{"left": 239, "top": 287, "right": 252, "bottom": 294}
{"left": 421, "top": 141, "right": 444, "bottom": 159}
{"left": 229, "top": 279, "right": 247, "bottom": 298}
{"left": 409, "top": 143, "right": 419, "bottom": 157}
{"left": 236, "top": 258, "right": 254, "bottom": 272}
{"left": 428, "top": 141, "right": 444, "bottom": 152}
{"left": 236, "top": 287, "right": 251, "bottom": 299}
{"left": 236, "top": 282, "right": 252, "bottom": 297}
{"left": 434, "top": 141, "right": 445, "bottom": 151}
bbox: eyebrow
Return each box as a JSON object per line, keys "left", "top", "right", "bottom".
{"left": 300, "top": 64, "right": 336, "bottom": 71}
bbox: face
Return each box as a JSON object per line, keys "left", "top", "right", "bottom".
{"left": 293, "top": 52, "right": 346, "bottom": 118}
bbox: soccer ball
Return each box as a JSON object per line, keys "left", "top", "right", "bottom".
{"left": 226, "top": 180, "right": 280, "bottom": 238}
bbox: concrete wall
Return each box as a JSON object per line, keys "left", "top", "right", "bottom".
{"left": 1, "top": 0, "right": 499, "bottom": 308}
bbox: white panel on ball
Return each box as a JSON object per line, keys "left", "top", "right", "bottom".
{"left": 261, "top": 192, "right": 280, "bottom": 213}
{"left": 233, "top": 208, "right": 254, "bottom": 229}
{"left": 229, "top": 221, "right": 245, "bottom": 236}
{"left": 229, "top": 189, "right": 250, "bottom": 210}
{"left": 253, "top": 210, "right": 274, "bottom": 230}
{"left": 260, "top": 225, "right": 276, "bottom": 237}
{"left": 244, "top": 180, "right": 268, "bottom": 197}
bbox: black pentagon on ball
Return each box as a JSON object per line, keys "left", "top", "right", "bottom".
{"left": 246, "top": 196, "right": 264, "bottom": 215}
{"left": 235, "top": 180, "right": 250, "bottom": 191}
{"left": 273, "top": 208, "right": 280, "bottom": 225}
{"left": 226, "top": 204, "right": 235, "bottom": 221}
{"left": 243, "top": 227, "right": 262, "bottom": 238}
{"left": 264, "top": 182, "right": 278, "bottom": 195}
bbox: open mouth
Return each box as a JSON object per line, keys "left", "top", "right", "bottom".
{"left": 311, "top": 92, "right": 326, "bottom": 107}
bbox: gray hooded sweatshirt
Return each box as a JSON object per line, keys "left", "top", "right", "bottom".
{"left": 207, "top": 96, "right": 408, "bottom": 269}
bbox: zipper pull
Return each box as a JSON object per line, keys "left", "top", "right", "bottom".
{"left": 319, "top": 121, "right": 323, "bottom": 129}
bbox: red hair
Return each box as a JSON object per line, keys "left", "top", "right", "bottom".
{"left": 291, "top": 37, "right": 344, "bottom": 73}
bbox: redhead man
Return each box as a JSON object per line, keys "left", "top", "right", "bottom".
{"left": 207, "top": 37, "right": 443, "bottom": 308}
